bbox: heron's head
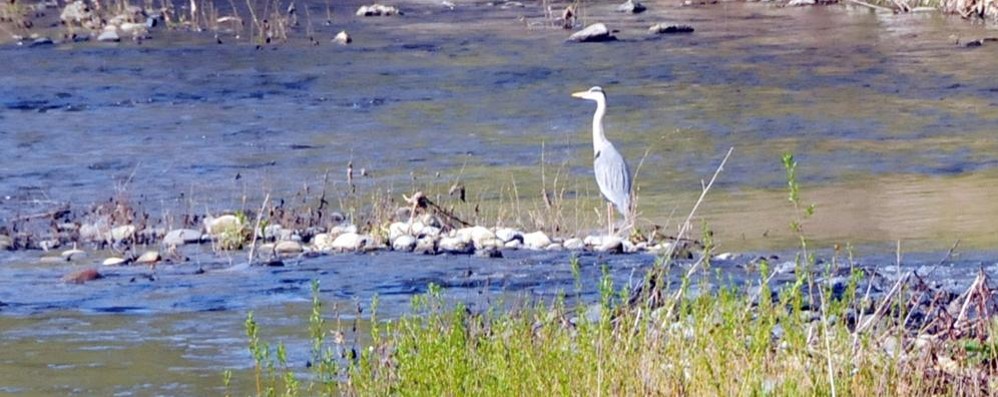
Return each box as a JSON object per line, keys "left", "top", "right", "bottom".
{"left": 571, "top": 86, "right": 605, "bottom": 102}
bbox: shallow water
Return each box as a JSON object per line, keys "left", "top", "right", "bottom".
{"left": 3, "top": 0, "right": 998, "bottom": 393}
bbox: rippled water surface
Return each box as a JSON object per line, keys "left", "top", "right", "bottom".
{"left": 3, "top": 0, "right": 998, "bottom": 393}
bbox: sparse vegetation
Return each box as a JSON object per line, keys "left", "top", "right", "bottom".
{"left": 230, "top": 153, "right": 998, "bottom": 396}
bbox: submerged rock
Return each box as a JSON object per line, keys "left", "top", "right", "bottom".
{"left": 356, "top": 4, "right": 401, "bottom": 16}
{"left": 616, "top": 0, "right": 646, "bottom": 13}
{"left": 648, "top": 24, "right": 694, "bottom": 34}
{"left": 62, "top": 268, "right": 102, "bottom": 284}
{"left": 523, "top": 231, "right": 552, "bottom": 250}
{"left": 567, "top": 23, "right": 616, "bottom": 43}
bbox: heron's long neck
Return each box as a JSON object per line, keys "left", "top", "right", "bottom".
{"left": 592, "top": 98, "right": 609, "bottom": 151}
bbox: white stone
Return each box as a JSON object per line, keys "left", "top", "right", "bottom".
{"left": 714, "top": 252, "right": 737, "bottom": 261}
{"left": 456, "top": 226, "right": 497, "bottom": 249}
{"left": 596, "top": 236, "right": 624, "bottom": 253}
{"left": 329, "top": 224, "right": 358, "bottom": 237}
{"left": 567, "top": 23, "right": 615, "bottom": 43}
{"left": 97, "top": 27, "right": 121, "bottom": 42}
{"left": 164, "top": 228, "right": 202, "bottom": 246}
{"left": 414, "top": 236, "right": 436, "bottom": 254}
{"left": 110, "top": 225, "right": 135, "bottom": 242}
{"left": 504, "top": 240, "right": 522, "bottom": 249}
{"left": 102, "top": 257, "right": 127, "bottom": 266}
{"left": 419, "top": 226, "right": 442, "bottom": 238}
{"left": 563, "top": 238, "right": 584, "bottom": 250}
{"left": 523, "top": 231, "right": 551, "bottom": 250}
{"left": 392, "top": 235, "right": 417, "bottom": 251}
{"left": 333, "top": 31, "right": 351, "bottom": 45}
{"left": 356, "top": 3, "right": 401, "bottom": 16}
{"left": 275, "top": 240, "right": 304, "bottom": 255}
{"left": 545, "top": 243, "right": 563, "bottom": 251}
{"left": 135, "top": 250, "right": 160, "bottom": 264}
{"left": 312, "top": 233, "right": 335, "bottom": 251}
{"left": 495, "top": 227, "right": 522, "bottom": 243}
{"left": 205, "top": 214, "right": 241, "bottom": 235}
{"left": 61, "top": 248, "right": 88, "bottom": 260}
{"left": 439, "top": 236, "right": 472, "bottom": 254}
{"left": 331, "top": 232, "right": 368, "bottom": 251}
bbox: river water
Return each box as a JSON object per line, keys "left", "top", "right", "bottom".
{"left": 2, "top": 0, "right": 998, "bottom": 394}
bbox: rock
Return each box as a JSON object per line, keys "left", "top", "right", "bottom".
{"left": 355, "top": 4, "right": 401, "bottom": 16}
{"left": 98, "top": 27, "right": 121, "bottom": 42}
{"left": 414, "top": 236, "right": 437, "bottom": 255}
{"left": 457, "top": 226, "right": 498, "bottom": 249}
{"left": 787, "top": 0, "right": 815, "bottom": 5}
{"left": 567, "top": 23, "right": 616, "bottom": 43}
{"left": 499, "top": 1, "right": 524, "bottom": 8}
{"left": 583, "top": 235, "right": 604, "bottom": 247}
{"left": 495, "top": 228, "right": 523, "bottom": 243}
{"left": 135, "top": 250, "right": 160, "bottom": 264}
{"left": 110, "top": 225, "right": 135, "bottom": 242}
{"left": 329, "top": 224, "right": 358, "bottom": 237}
{"left": 389, "top": 222, "right": 412, "bottom": 242}
{"left": 648, "top": 24, "right": 694, "bottom": 34}
{"left": 596, "top": 236, "right": 624, "bottom": 253}
{"left": 545, "top": 243, "right": 563, "bottom": 251}
{"left": 256, "top": 243, "right": 276, "bottom": 257}
{"left": 275, "top": 240, "right": 304, "bottom": 255}
{"left": 120, "top": 22, "right": 147, "bottom": 35}
{"left": 30, "top": 37, "right": 54, "bottom": 47}
{"left": 312, "top": 233, "right": 335, "bottom": 251}
{"left": 714, "top": 252, "right": 736, "bottom": 261}
{"left": 205, "top": 214, "right": 242, "bottom": 235}
{"left": 523, "top": 231, "right": 552, "bottom": 250}
{"left": 0, "top": 235, "right": 11, "bottom": 250}
{"left": 419, "top": 226, "right": 442, "bottom": 239}
{"left": 392, "top": 234, "right": 417, "bottom": 252}
{"left": 62, "top": 268, "right": 102, "bottom": 284}
{"left": 622, "top": 241, "right": 638, "bottom": 253}
{"left": 439, "top": 236, "right": 473, "bottom": 254}
{"left": 164, "top": 228, "right": 202, "bottom": 246}
{"left": 333, "top": 31, "right": 352, "bottom": 44}
{"left": 60, "top": 0, "right": 93, "bottom": 24}
{"left": 263, "top": 224, "right": 283, "bottom": 241}
{"left": 61, "top": 248, "right": 88, "bottom": 261}
{"left": 102, "top": 257, "right": 127, "bottom": 266}
{"left": 504, "top": 240, "right": 522, "bottom": 249}
{"left": 563, "top": 238, "right": 584, "bottom": 250}
{"left": 475, "top": 247, "right": 503, "bottom": 258}
{"left": 79, "top": 223, "right": 102, "bottom": 241}
{"left": 616, "top": 0, "right": 646, "bottom": 13}
{"left": 331, "top": 232, "right": 367, "bottom": 251}
{"left": 137, "top": 227, "right": 166, "bottom": 242}
{"left": 38, "top": 239, "right": 61, "bottom": 251}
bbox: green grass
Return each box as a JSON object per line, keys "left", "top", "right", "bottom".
{"left": 231, "top": 152, "right": 998, "bottom": 396}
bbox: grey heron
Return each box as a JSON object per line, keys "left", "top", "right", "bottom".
{"left": 572, "top": 86, "right": 632, "bottom": 236}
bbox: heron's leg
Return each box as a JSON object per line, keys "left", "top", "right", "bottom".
{"left": 607, "top": 202, "right": 613, "bottom": 236}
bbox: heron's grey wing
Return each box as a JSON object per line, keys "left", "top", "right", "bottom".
{"left": 593, "top": 144, "right": 632, "bottom": 216}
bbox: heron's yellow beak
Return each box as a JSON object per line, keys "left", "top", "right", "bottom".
{"left": 571, "top": 91, "right": 587, "bottom": 98}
